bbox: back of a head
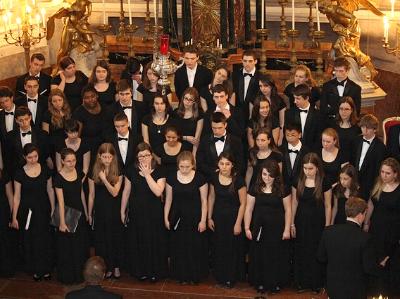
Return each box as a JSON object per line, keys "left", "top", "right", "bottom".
{"left": 83, "top": 256, "right": 106, "bottom": 284}
{"left": 345, "top": 197, "right": 367, "bottom": 218}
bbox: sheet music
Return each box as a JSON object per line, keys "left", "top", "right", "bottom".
{"left": 174, "top": 218, "right": 181, "bottom": 231}
{"left": 25, "top": 209, "right": 32, "bottom": 230}
{"left": 256, "top": 226, "right": 262, "bottom": 242}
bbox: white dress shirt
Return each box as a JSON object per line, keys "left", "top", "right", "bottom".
{"left": 215, "top": 103, "right": 230, "bottom": 112}
{"left": 358, "top": 136, "right": 375, "bottom": 170}
{"left": 187, "top": 64, "right": 198, "bottom": 87}
{"left": 214, "top": 132, "right": 227, "bottom": 156}
{"left": 4, "top": 104, "right": 15, "bottom": 132}
{"left": 20, "top": 128, "right": 32, "bottom": 148}
{"left": 121, "top": 100, "right": 133, "bottom": 128}
{"left": 27, "top": 95, "right": 38, "bottom": 123}
{"left": 132, "top": 80, "right": 139, "bottom": 101}
{"left": 337, "top": 80, "right": 347, "bottom": 97}
{"left": 243, "top": 68, "right": 256, "bottom": 100}
{"left": 118, "top": 132, "right": 129, "bottom": 164}
{"left": 288, "top": 141, "right": 302, "bottom": 169}
{"left": 299, "top": 103, "right": 310, "bottom": 133}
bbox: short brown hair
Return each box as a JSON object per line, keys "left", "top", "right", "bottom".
{"left": 345, "top": 197, "right": 367, "bottom": 218}
{"left": 242, "top": 50, "right": 257, "bottom": 60}
{"left": 117, "top": 79, "right": 131, "bottom": 93}
{"left": 83, "top": 256, "right": 106, "bottom": 284}
{"left": 31, "top": 53, "right": 45, "bottom": 62}
{"left": 183, "top": 45, "right": 198, "bottom": 56}
{"left": 293, "top": 84, "right": 311, "bottom": 99}
{"left": 334, "top": 57, "right": 350, "bottom": 70}
{"left": 359, "top": 114, "right": 379, "bottom": 130}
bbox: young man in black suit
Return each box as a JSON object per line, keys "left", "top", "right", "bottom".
{"left": 350, "top": 114, "right": 387, "bottom": 201}
{"left": 15, "top": 53, "right": 51, "bottom": 97}
{"left": 15, "top": 76, "right": 48, "bottom": 129}
{"left": 202, "top": 84, "right": 244, "bottom": 139}
{"left": 104, "top": 112, "right": 139, "bottom": 173}
{"left": 317, "top": 197, "right": 384, "bottom": 299}
{"left": 231, "top": 50, "right": 260, "bottom": 121}
{"left": 5, "top": 106, "right": 50, "bottom": 177}
{"left": 0, "top": 86, "right": 17, "bottom": 140}
{"left": 65, "top": 256, "right": 122, "bottom": 299}
{"left": 120, "top": 56, "right": 142, "bottom": 102}
{"left": 280, "top": 122, "right": 310, "bottom": 189}
{"left": 173, "top": 46, "right": 213, "bottom": 100}
{"left": 284, "top": 84, "right": 323, "bottom": 150}
{"left": 196, "top": 112, "right": 244, "bottom": 178}
{"left": 320, "top": 57, "right": 362, "bottom": 121}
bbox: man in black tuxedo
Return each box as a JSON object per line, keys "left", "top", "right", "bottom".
{"left": 284, "top": 84, "right": 324, "bottom": 150}
{"left": 350, "top": 114, "right": 387, "bottom": 201}
{"left": 386, "top": 124, "right": 400, "bottom": 162}
{"left": 231, "top": 50, "right": 260, "bottom": 121}
{"left": 320, "top": 57, "right": 361, "bottom": 121}
{"left": 317, "top": 197, "right": 384, "bottom": 299}
{"left": 173, "top": 46, "right": 213, "bottom": 100}
{"left": 15, "top": 76, "right": 48, "bottom": 129}
{"left": 120, "top": 56, "right": 142, "bottom": 102}
{"left": 280, "top": 122, "right": 310, "bottom": 189}
{"left": 0, "top": 86, "right": 17, "bottom": 141}
{"left": 65, "top": 256, "right": 122, "bottom": 299}
{"left": 197, "top": 112, "right": 244, "bottom": 178}
{"left": 104, "top": 112, "right": 139, "bottom": 174}
{"left": 5, "top": 106, "right": 50, "bottom": 177}
{"left": 15, "top": 53, "right": 51, "bottom": 97}
{"left": 202, "top": 84, "right": 244, "bottom": 139}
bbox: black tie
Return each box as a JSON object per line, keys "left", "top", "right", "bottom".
{"left": 122, "top": 106, "right": 132, "bottom": 110}
{"left": 5, "top": 111, "right": 13, "bottom": 115}
{"left": 363, "top": 139, "right": 371, "bottom": 145}
{"left": 336, "top": 80, "right": 347, "bottom": 87}
{"left": 299, "top": 109, "right": 308, "bottom": 113}
{"left": 22, "top": 131, "right": 31, "bottom": 137}
{"left": 27, "top": 98, "right": 37, "bottom": 103}
{"left": 118, "top": 137, "right": 128, "bottom": 141}
{"left": 288, "top": 149, "right": 299, "bottom": 154}
{"left": 213, "top": 136, "right": 225, "bottom": 143}
{"left": 243, "top": 73, "right": 253, "bottom": 78}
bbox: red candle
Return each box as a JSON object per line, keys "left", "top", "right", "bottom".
{"left": 160, "top": 34, "right": 170, "bottom": 55}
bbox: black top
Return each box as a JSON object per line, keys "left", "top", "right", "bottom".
{"left": 319, "top": 149, "right": 347, "bottom": 187}
{"left": 51, "top": 71, "right": 88, "bottom": 112}
{"left": 54, "top": 171, "right": 84, "bottom": 212}
{"left": 333, "top": 124, "right": 361, "bottom": 161}
{"left": 155, "top": 143, "right": 187, "bottom": 177}
{"left": 284, "top": 83, "right": 320, "bottom": 109}
{"left": 198, "top": 84, "right": 215, "bottom": 112}
{"left": 137, "top": 84, "right": 172, "bottom": 117}
{"left": 142, "top": 114, "right": 174, "bottom": 150}
{"left": 172, "top": 110, "right": 204, "bottom": 150}
{"left": 96, "top": 81, "right": 117, "bottom": 107}
{"left": 247, "top": 115, "right": 280, "bottom": 132}
{"left": 42, "top": 110, "right": 68, "bottom": 141}
{"left": 211, "top": 173, "right": 245, "bottom": 211}
{"left": 249, "top": 151, "right": 283, "bottom": 188}
{"left": 55, "top": 138, "right": 90, "bottom": 174}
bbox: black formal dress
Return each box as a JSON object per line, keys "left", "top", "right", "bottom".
{"left": 249, "top": 151, "right": 283, "bottom": 188}
{"left": 0, "top": 173, "right": 14, "bottom": 277}
{"left": 172, "top": 110, "right": 204, "bottom": 151}
{"left": 210, "top": 173, "right": 246, "bottom": 284}
{"left": 97, "top": 81, "right": 117, "bottom": 108}
{"left": 15, "top": 95, "right": 48, "bottom": 129}
{"left": 294, "top": 179, "right": 330, "bottom": 290}
{"left": 51, "top": 71, "right": 88, "bottom": 112}
{"left": 334, "top": 195, "right": 349, "bottom": 225}
{"left": 54, "top": 171, "right": 89, "bottom": 284}
{"left": 55, "top": 138, "right": 90, "bottom": 175}
{"left": 15, "top": 72, "right": 52, "bottom": 97}
{"left": 14, "top": 166, "right": 52, "bottom": 276}
{"left": 332, "top": 123, "right": 361, "bottom": 162}
{"left": 141, "top": 114, "right": 174, "bottom": 150}
{"left": 247, "top": 115, "right": 280, "bottom": 136}
{"left": 318, "top": 149, "right": 347, "bottom": 187}
{"left": 167, "top": 171, "right": 208, "bottom": 282}
{"left": 318, "top": 221, "right": 383, "bottom": 299}
{"left": 65, "top": 285, "right": 122, "bottom": 299}
{"left": 369, "top": 185, "right": 400, "bottom": 296}
{"left": 125, "top": 167, "right": 168, "bottom": 279}
{"left": 90, "top": 174, "right": 123, "bottom": 272}
{"left": 174, "top": 64, "right": 213, "bottom": 100}
{"left": 248, "top": 188, "right": 291, "bottom": 290}
{"left": 155, "top": 143, "right": 186, "bottom": 177}
{"left": 284, "top": 83, "right": 320, "bottom": 109}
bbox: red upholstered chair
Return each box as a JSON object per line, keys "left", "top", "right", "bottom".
{"left": 383, "top": 116, "right": 400, "bottom": 145}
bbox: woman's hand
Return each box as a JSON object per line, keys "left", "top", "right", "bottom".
{"left": 380, "top": 256, "right": 390, "bottom": 267}
{"left": 245, "top": 228, "right": 252, "bottom": 240}
{"left": 363, "top": 223, "right": 369, "bottom": 232}
{"left": 11, "top": 218, "right": 19, "bottom": 230}
{"left": 233, "top": 223, "right": 242, "bottom": 235}
{"left": 120, "top": 212, "right": 126, "bottom": 224}
{"left": 59, "top": 223, "right": 70, "bottom": 233}
{"left": 139, "top": 162, "right": 152, "bottom": 177}
{"left": 198, "top": 221, "right": 206, "bottom": 233}
{"left": 290, "top": 225, "right": 296, "bottom": 238}
{"left": 165, "top": 219, "right": 170, "bottom": 230}
{"left": 282, "top": 229, "right": 291, "bottom": 240}
{"left": 98, "top": 170, "right": 106, "bottom": 182}
{"left": 207, "top": 218, "right": 215, "bottom": 231}
{"left": 58, "top": 70, "right": 66, "bottom": 81}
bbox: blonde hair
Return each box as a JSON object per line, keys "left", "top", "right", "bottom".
{"left": 371, "top": 158, "right": 400, "bottom": 200}
{"left": 294, "top": 65, "right": 316, "bottom": 87}
{"left": 322, "top": 127, "right": 340, "bottom": 149}
{"left": 177, "top": 151, "right": 196, "bottom": 171}
{"left": 48, "top": 88, "right": 71, "bottom": 129}
{"left": 92, "top": 143, "right": 120, "bottom": 185}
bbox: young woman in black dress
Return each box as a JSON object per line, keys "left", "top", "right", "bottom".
{"left": 364, "top": 157, "right": 400, "bottom": 296}
{"left": 173, "top": 87, "right": 204, "bottom": 155}
{"left": 244, "top": 160, "right": 291, "bottom": 294}
{"left": 54, "top": 148, "right": 89, "bottom": 284}
{"left": 89, "top": 60, "right": 117, "bottom": 108}
{"left": 51, "top": 56, "right": 88, "bottom": 112}
{"left": 120, "top": 142, "right": 167, "bottom": 282}
{"left": 199, "top": 65, "right": 230, "bottom": 112}
{"left": 88, "top": 143, "right": 123, "bottom": 279}
{"left": 247, "top": 97, "right": 280, "bottom": 148}
{"left": 164, "top": 151, "right": 208, "bottom": 284}
{"left": 11, "top": 144, "right": 54, "bottom": 281}
{"left": 208, "top": 152, "right": 246, "bottom": 288}
{"left": 331, "top": 164, "right": 359, "bottom": 224}
{"left": 291, "top": 152, "right": 332, "bottom": 293}
{"left": 55, "top": 119, "right": 90, "bottom": 178}
{"left": 0, "top": 168, "right": 13, "bottom": 277}
{"left": 246, "top": 127, "right": 283, "bottom": 188}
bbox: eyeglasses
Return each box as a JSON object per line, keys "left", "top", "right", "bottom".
{"left": 138, "top": 153, "right": 152, "bottom": 159}
{"left": 183, "top": 96, "right": 195, "bottom": 102}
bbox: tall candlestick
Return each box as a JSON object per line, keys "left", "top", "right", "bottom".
{"left": 41, "top": 8, "right": 45, "bottom": 28}
{"left": 128, "top": 0, "right": 132, "bottom": 25}
{"left": 384, "top": 16, "right": 389, "bottom": 43}
{"left": 154, "top": 0, "right": 157, "bottom": 28}
{"left": 292, "top": 0, "right": 295, "bottom": 30}
{"left": 391, "top": 0, "right": 395, "bottom": 18}
{"left": 316, "top": 1, "right": 320, "bottom": 31}
{"left": 102, "top": 0, "right": 106, "bottom": 24}
{"left": 261, "top": 0, "right": 264, "bottom": 29}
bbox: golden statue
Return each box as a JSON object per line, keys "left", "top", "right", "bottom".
{"left": 46, "top": 0, "right": 95, "bottom": 64}
{"left": 319, "top": 0, "right": 383, "bottom": 79}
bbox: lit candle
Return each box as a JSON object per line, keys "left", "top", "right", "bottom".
{"left": 102, "top": 0, "right": 106, "bottom": 24}
{"left": 391, "top": 0, "right": 395, "bottom": 18}
{"left": 292, "top": 0, "right": 295, "bottom": 30}
{"left": 261, "top": 0, "right": 264, "bottom": 29}
{"left": 153, "top": 0, "right": 157, "bottom": 28}
{"left": 316, "top": 1, "right": 320, "bottom": 31}
{"left": 35, "top": 14, "right": 40, "bottom": 35}
{"left": 41, "top": 8, "right": 45, "bottom": 28}
{"left": 190, "top": 38, "right": 193, "bottom": 44}
{"left": 384, "top": 16, "right": 389, "bottom": 43}
{"left": 16, "top": 17, "right": 21, "bottom": 36}
{"left": 216, "top": 38, "right": 219, "bottom": 47}
{"left": 2, "top": 15, "right": 7, "bottom": 33}
{"left": 128, "top": 0, "right": 132, "bottom": 25}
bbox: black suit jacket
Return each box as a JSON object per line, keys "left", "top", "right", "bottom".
{"left": 15, "top": 72, "right": 52, "bottom": 97}
{"left": 284, "top": 106, "right": 324, "bottom": 150}
{"left": 280, "top": 143, "right": 310, "bottom": 188}
{"left": 387, "top": 125, "right": 400, "bottom": 162}
{"left": 174, "top": 64, "right": 213, "bottom": 100}
{"left": 104, "top": 129, "right": 138, "bottom": 174}
{"left": 0, "top": 109, "right": 17, "bottom": 143}
{"left": 15, "top": 95, "right": 48, "bottom": 129}
{"left": 317, "top": 221, "right": 382, "bottom": 299}
{"left": 231, "top": 68, "right": 260, "bottom": 120}
{"left": 196, "top": 133, "right": 244, "bottom": 179}
{"left": 320, "top": 78, "right": 361, "bottom": 119}
{"left": 350, "top": 136, "right": 387, "bottom": 201}
{"left": 65, "top": 284, "right": 122, "bottom": 299}
{"left": 4, "top": 127, "right": 49, "bottom": 177}
{"left": 106, "top": 101, "right": 140, "bottom": 137}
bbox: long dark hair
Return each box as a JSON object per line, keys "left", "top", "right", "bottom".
{"left": 297, "top": 153, "right": 325, "bottom": 202}
{"left": 253, "top": 160, "right": 284, "bottom": 197}
{"left": 258, "top": 73, "right": 282, "bottom": 114}
{"left": 333, "top": 164, "right": 359, "bottom": 199}
{"left": 336, "top": 96, "right": 359, "bottom": 126}
{"left": 250, "top": 97, "right": 274, "bottom": 133}
{"left": 217, "top": 151, "right": 238, "bottom": 194}
{"left": 249, "top": 127, "right": 280, "bottom": 167}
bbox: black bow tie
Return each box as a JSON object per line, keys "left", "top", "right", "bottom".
{"left": 27, "top": 98, "right": 37, "bottom": 103}
{"left": 288, "top": 149, "right": 299, "bottom": 154}
{"left": 5, "top": 111, "right": 13, "bottom": 115}
{"left": 118, "top": 137, "right": 128, "bottom": 141}
{"left": 363, "top": 138, "right": 371, "bottom": 145}
{"left": 21, "top": 131, "right": 32, "bottom": 137}
{"left": 213, "top": 136, "right": 225, "bottom": 143}
{"left": 243, "top": 73, "right": 253, "bottom": 78}
{"left": 122, "top": 106, "right": 132, "bottom": 110}
{"left": 299, "top": 109, "right": 308, "bottom": 113}
{"left": 336, "top": 79, "right": 347, "bottom": 87}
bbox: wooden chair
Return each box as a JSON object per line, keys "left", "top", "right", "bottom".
{"left": 382, "top": 116, "right": 400, "bottom": 145}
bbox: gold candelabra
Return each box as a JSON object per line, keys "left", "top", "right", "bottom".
{"left": 383, "top": 16, "right": 400, "bottom": 57}
{"left": 256, "top": 28, "right": 269, "bottom": 74}
{"left": 97, "top": 24, "right": 112, "bottom": 61}
{"left": 143, "top": 0, "right": 152, "bottom": 41}
{"left": 277, "top": 0, "right": 289, "bottom": 48}
{"left": 117, "top": 0, "right": 128, "bottom": 41}
{"left": 126, "top": 23, "right": 139, "bottom": 57}
{"left": 313, "top": 29, "right": 325, "bottom": 85}
{"left": 304, "top": 0, "right": 318, "bottom": 48}
{"left": 287, "top": 28, "right": 300, "bottom": 71}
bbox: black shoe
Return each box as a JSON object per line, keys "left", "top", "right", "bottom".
{"left": 256, "top": 285, "right": 265, "bottom": 293}
{"left": 312, "top": 287, "right": 321, "bottom": 294}
{"left": 33, "top": 274, "right": 41, "bottom": 282}
{"left": 139, "top": 275, "right": 148, "bottom": 281}
{"left": 43, "top": 273, "right": 51, "bottom": 281}
{"left": 150, "top": 276, "right": 158, "bottom": 283}
{"left": 225, "top": 281, "right": 233, "bottom": 288}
